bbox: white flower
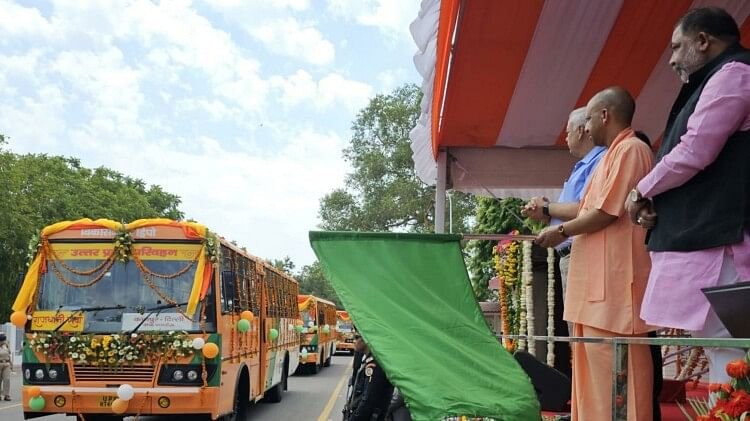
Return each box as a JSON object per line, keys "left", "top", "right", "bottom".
{"left": 72, "top": 352, "right": 79, "bottom": 359}
{"left": 43, "top": 343, "right": 49, "bottom": 348}
{"left": 173, "top": 340, "right": 180, "bottom": 347}
{"left": 70, "top": 337, "right": 77, "bottom": 343}
{"left": 182, "top": 340, "right": 190, "bottom": 348}
{"left": 131, "top": 333, "right": 138, "bottom": 338}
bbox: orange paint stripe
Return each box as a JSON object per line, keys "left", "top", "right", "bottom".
{"left": 431, "top": 0, "right": 460, "bottom": 158}
{"left": 554, "top": 0, "right": 694, "bottom": 146}
{"left": 439, "top": 0, "right": 545, "bottom": 148}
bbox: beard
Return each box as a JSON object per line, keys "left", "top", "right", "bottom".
{"left": 673, "top": 44, "right": 706, "bottom": 84}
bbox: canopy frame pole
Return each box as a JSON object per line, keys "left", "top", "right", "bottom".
{"left": 435, "top": 150, "right": 447, "bottom": 233}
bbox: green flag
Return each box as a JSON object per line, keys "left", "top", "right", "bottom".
{"left": 309, "top": 231, "right": 540, "bottom": 421}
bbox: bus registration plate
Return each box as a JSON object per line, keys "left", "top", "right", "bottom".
{"left": 98, "top": 396, "right": 116, "bottom": 408}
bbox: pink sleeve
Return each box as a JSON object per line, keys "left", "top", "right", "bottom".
{"left": 637, "top": 62, "right": 750, "bottom": 198}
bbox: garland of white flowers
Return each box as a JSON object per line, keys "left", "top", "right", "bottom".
{"left": 522, "top": 240, "right": 534, "bottom": 356}
{"left": 546, "top": 247, "right": 556, "bottom": 366}
{"left": 518, "top": 253, "right": 527, "bottom": 352}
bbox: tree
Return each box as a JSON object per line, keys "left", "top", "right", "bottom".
{"left": 268, "top": 256, "right": 295, "bottom": 275}
{"left": 0, "top": 143, "right": 185, "bottom": 321}
{"left": 296, "top": 261, "right": 340, "bottom": 308}
{"left": 319, "top": 84, "right": 476, "bottom": 233}
{"left": 466, "top": 197, "right": 531, "bottom": 300}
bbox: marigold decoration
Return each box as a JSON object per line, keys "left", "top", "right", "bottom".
{"left": 727, "top": 360, "right": 750, "bottom": 379}
{"left": 684, "top": 350, "right": 750, "bottom": 421}
{"left": 27, "top": 331, "right": 194, "bottom": 369}
{"left": 114, "top": 229, "right": 133, "bottom": 263}
{"left": 494, "top": 234, "right": 522, "bottom": 352}
{"left": 12, "top": 218, "right": 218, "bottom": 319}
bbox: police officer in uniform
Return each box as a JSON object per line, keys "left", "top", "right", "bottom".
{"left": 0, "top": 333, "right": 12, "bottom": 401}
{"left": 343, "top": 339, "right": 393, "bottom": 421}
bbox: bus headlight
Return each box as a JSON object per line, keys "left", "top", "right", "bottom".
{"left": 24, "top": 369, "right": 31, "bottom": 380}
{"left": 48, "top": 368, "right": 59, "bottom": 380}
{"left": 35, "top": 369, "right": 45, "bottom": 380}
{"left": 186, "top": 370, "right": 198, "bottom": 381}
{"left": 172, "top": 370, "right": 184, "bottom": 381}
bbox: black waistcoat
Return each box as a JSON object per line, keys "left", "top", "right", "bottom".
{"left": 648, "top": 45, "right": 750, "bottom": 252}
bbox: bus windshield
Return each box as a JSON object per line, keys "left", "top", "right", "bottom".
{"left": 337, "top": 322, "right": 353, "bottom": 332}
{"left": 36, "top": 242, "right": 216, "bottom": 333}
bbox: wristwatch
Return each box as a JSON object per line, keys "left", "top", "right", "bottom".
{"left": 629, "top": 188, "right": 645, "bottom": 203}
{"left": 557, "top": 224, "right": 569, "bottom": 238}
{"left": 542, "top": 202, "right": 551, "bottom": 217}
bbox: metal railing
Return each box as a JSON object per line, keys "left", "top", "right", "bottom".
{"left": 501, "top": 334, "right": 750, "bottom": 421}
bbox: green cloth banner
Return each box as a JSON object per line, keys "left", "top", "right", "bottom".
{"left": 309, "top": 231, "right": 540, "bottom": 421}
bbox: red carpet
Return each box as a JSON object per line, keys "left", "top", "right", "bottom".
{"left": 542, "top": 381, "right": 708, "bottom": 420}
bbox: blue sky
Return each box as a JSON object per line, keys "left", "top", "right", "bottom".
{"left": 0, "top": 0, "right": 421, "bottom": 267}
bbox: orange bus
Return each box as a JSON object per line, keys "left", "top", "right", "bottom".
{"left": 335, "top": 310, "right": 356, "bottom": 354}
{"left": 11, "top": 218, "right": 301, "bottom": 420}
{"left": 296, "top": 295, "right": 336, "bottom": 374}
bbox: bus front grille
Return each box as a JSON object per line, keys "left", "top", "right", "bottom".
{"left": 72, "top": 365, "right": 156, "bottom": 383}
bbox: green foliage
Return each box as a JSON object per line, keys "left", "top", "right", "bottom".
{"left": 296, "top": 261, "right": 340, "bottom": 308}
{"left": 466, "top": 197, "right": 531, "bottom": 300}
{"left": 268, "top": 256, "right": 295, "bottom": 275}
{"left": 0, "top": 145, "right": 184, "bottom": 321}
{"left": 318, "top": 84, "right": 476, "bottom": 233}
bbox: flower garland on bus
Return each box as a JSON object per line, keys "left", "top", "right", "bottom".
{"left": 27, "top": 331, "right": 195, "bottom": 368}
{"left": 11, "top": 218, "right": 220, "bottom": 320}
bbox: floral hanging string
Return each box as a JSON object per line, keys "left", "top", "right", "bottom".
{"left": 522, "top": 240, "right": 534, "bottom": 356}
{"left": 546, "top": 247, "right": 556, "bottom": 366}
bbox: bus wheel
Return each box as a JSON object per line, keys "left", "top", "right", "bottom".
{"left": 224, "top": 372, "right": 249, "bottom": 420}
{"left": 282, "top": 355, "right": 289, "bottom": 391}
{"left": 264, "top": 356, "right": 288, "bottom": 403}
{"left": 323, "top": 346, "right": 332, "bottom": 367}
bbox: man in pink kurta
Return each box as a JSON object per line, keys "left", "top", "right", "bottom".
{"left": 626, "top": 7, "right": 750, "bottom": 386}
{"left": 537, "top": 87, "right": 654, "bottom": 421}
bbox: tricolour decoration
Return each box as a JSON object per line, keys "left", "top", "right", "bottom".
{"left": 10, "top": 310, "right": 27, "bottom": 328}
{"left": 111, "top": 398, "right": 128, "bottom": 414}
{"left": 240, "top": 310, "right": 254, "bottom": 321}
{"left": 269, "top": 328, "right": 279, "bottom": 340}
{"left": 191, "top": 337, "right": 205, "bottom": 350}
{"left": 29, "top": 396, "right": 45, "bottom": 411}
{"left": 322, "top": 325, "right": 330, "bottom": 334}
{"left": 295, "top": 325, "right": 304, "bottom": 334}
{"left": 202, "top": 342, "right": 219, "bottom": 359}
{"left": 117, "top": 384, "right": 135, "bottom": 401}
{"left": 237, "top": 319, "right": 250, "bottom": 333}
{"left": 27, "top": 386, "right": 41, "bottom": 398}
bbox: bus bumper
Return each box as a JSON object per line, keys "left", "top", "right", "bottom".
{"left": 23, "top": 385, "right": 220, "bottom": 418}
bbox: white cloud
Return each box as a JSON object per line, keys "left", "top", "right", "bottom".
{"left": 377, "top": 68, "right": 409, "bottom": 93}
{"left": 326, "top": 0, "right": 419, "bottom": 40}
{"left": 205, "top": 0, "right": 310, "bottom": 12}
{"left": 0, "top": 1, "right": 398, "bottom": 267}
{"left": 271, "top": 70, "right": 373, "bottom": 112}
{"left": 249, "top": 18, "right": 335, "bottom": 66}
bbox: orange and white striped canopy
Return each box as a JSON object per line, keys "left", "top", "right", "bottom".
{"left": 410, "top": 0, "right": 750, "bottom": 199}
